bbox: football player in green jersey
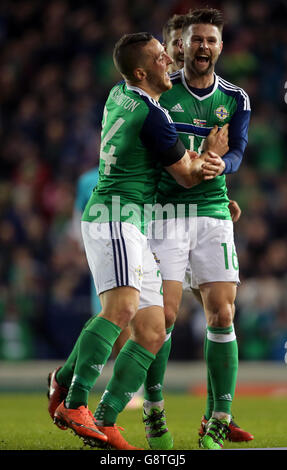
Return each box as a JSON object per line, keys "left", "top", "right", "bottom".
{"left": 162, "top": 13, "right": 242, "bottom": 223}
{"left": 48, "top": 32, "right": 227, "bottom": 450}
{"left": 150, "top": 9, "right": 254, "bottom": 449}
{"left": 160, "top": 10, "right": 252, "bottom": 445}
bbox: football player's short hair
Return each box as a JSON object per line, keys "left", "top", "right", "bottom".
{"left": 162, "top": 14, "right": 186, "bottom": 45}
{"left": 182, "top": 8, "right": 224, "bottom": 35}
{"left": 113, "top": 32, "right": 153, "bottom": 81}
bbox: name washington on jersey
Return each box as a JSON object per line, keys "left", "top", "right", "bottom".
{"left": 111, "top": 85, "right": 141, "bottom": 113}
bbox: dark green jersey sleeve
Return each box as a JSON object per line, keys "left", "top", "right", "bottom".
{"left": 139, "top": 96, "right": 186, "bottom": 166}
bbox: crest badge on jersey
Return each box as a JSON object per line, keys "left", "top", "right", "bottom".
{"left": 215, "top": 105, "right": 229, "bottom": 121}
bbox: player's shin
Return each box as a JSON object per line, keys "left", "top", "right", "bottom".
{"left": 65, "top": 316, "right": 122, "bottom": 409}
{"left": 205, "top": 324, "right": 238, "bottom": 419}
{"left": 203, "top": 329, "right": 214, "bottom": 420}
{"left": 95, "top": 339, "right": 155, "bottom": 424}
{"left": 142, "top": 326, "right": 174, "bottom": 450}
{"left": 144, "top": 325, "right": 174, "bottom": 403}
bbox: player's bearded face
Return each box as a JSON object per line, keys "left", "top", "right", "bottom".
{"left": 183, "top": 24, "right": 222, "bottom": 76}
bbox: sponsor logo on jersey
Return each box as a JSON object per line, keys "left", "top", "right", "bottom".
{"left": 170, "top": 103, "right": 184, "bottom": 112}
{"left": 215, "top": 105, "right": 229, "bottom": 121}
{"left": 193, "top": 118, "right": 207, "bottom": 127}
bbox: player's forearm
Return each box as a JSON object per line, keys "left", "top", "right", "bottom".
{"left": 178, "top": 156, "right": 210, "bottom": 188}
{"left": 165, "top": 149, "right": 224, "bottom": 188}
{"left": 221, "top": 148, "right": 244, "bottom": 174}
{"left": 221, "top": 111, "right": 249, "bottom": 173}
{"left": 165, "top": 151, "right": 204, "bottom": 188}
{"left": 186, "top": 157, "right": 205, "bottom": 186}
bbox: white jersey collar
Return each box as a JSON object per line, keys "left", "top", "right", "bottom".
{"left": 180, "top": 69, "right": 218, "bottom": 101}
{"left": 126, "top": 83, "right": 158, "bottom": 102}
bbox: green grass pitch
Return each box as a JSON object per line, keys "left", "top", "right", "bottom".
{"left": 0, "top": 393, "right": 286, "bottom": 450}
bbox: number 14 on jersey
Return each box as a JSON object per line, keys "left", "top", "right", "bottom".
{"left": 100, "top": 107, "right": 125, "bottom": 175}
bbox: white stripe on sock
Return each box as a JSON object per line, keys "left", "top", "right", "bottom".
{"left": 207, "top": 325, "right": 236, "bottom": 343}
{"left": 165, "top": 332, "right": 171, "bottom": 342}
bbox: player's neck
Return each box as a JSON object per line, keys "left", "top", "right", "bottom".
{"left": 138, "top": 83, "right": 161, "bottom": 101}
{"left": 127, "top": 81, "right": 161, "bottom": 102}
{"left": 184, "top": 69, "right": 214, "bottom": 89}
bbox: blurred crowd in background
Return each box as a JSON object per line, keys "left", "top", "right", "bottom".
{"left": 0, "top": 0, "right": 286, "bottom": 362}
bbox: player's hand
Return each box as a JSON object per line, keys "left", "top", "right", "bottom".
{"left": 187, "top": 150, "right": 200, "bottom": 161}
{"left": 201, "top": 151, "right": 226, "bottom": 179}
{"left": 228, "top": 199, "right": 241, "bottom": 222}
{"left": 204, "top": 123, "right": 229, "bottom": 157}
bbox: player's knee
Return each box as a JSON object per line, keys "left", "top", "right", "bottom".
{"left": 149, "top": 328, "right": 166, "bottom": 353}
{"left": 133, "top": 323, "right": 166, "bottom": 354}
{"left": 102, "top": 302, "right": 137, "bottom": 330}
{"left": 164, "top": 303, "right": 177, "bottom": 329}
{"left": 207, "top": 302, "right": 234, "bottom": 328}
{"left": 117, "top": 303, "right": 138, "bottom": 328}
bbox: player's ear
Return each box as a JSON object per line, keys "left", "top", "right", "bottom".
{"left": 219, "top": 40, "right": 223, "bottom": 55}
{"left": 133, "top": 67, "right": 146, "bottom": 82}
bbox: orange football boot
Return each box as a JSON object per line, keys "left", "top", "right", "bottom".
{"left": 97, "top": 424, "right": 143, "bottom": 450}
{"left": 54, "top": 401, "right": 108, "bottom": 447}
{"left": 47, "top": 367, "right": 68, "bottom": 430}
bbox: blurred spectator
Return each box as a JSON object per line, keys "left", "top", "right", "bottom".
{"left": 0, "top": 0, "right": 286, "bottom": 361}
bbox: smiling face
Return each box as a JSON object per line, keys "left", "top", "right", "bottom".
{"left": 182, "top": 23, "right": 223, "bottom": 78}
{"left": 143, "top": 38, "right": 173, "bottom": 95}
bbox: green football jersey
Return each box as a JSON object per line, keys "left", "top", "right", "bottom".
{"left": 82, "top": 82, "right": 185, "bottom": 233}
{"left": 157, "top": 71, "right": 250, "bottom": 219}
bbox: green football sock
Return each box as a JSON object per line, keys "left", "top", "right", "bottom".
{"left": 95, "top": 339, "right": 155, "bottom": 425}
{"left": 205, "top": 325, "right": 238, "bottom": 416}
{"left": 56, "top": 316, "right": 95, "bottom": 389}
{"left": 144, "top": 325, "right": 174, "bottom": 402}
{"left": 203, "top": 329, "right": 214, "bottom": 420}
{"left": 65, "top": 316, "right": 121, "bottom": 409}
